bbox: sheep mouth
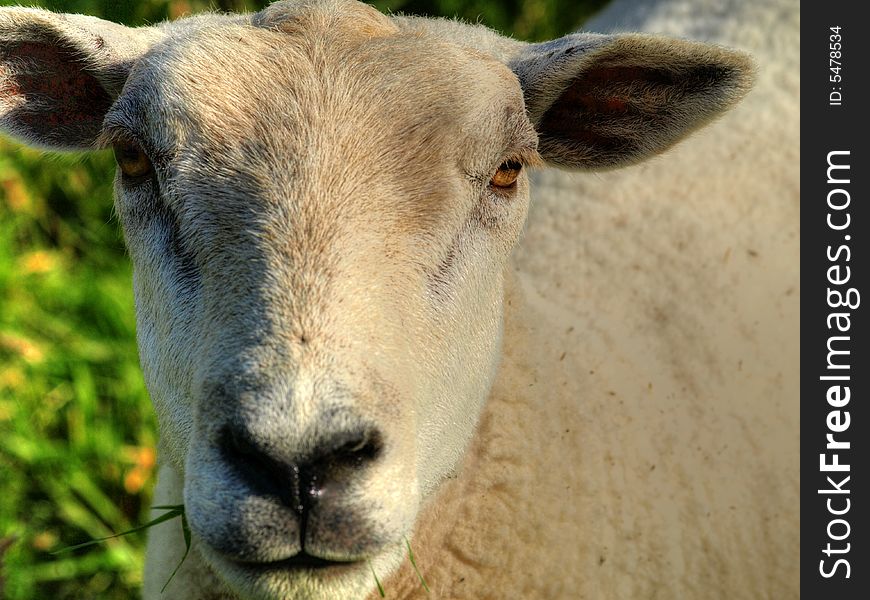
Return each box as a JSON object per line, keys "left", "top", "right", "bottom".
{"left": 233, "top": 551, "right": 363, "bottom": 572}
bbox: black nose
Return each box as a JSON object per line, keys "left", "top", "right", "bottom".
{"left": 219, "top": 423, "right": 382, "bottom": 515}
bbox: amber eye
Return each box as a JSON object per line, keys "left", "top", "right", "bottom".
{"left": 112, "top": 140, "right": 153, "bottom": 179}
{"left": 490, "top": 159, "right": 522, "bottom": 189}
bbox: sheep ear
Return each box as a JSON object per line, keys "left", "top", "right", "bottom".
{"left": 510, "top": 33, "right": 754, "bottom": 170}
{"left": 0, "top": 8, "right": 160, "bottom": 150}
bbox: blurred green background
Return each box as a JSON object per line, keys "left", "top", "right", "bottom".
{"left": 0, "top": 0, "right": 608, "bottom": 597}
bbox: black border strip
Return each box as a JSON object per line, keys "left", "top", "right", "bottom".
{"left": 802, "top": 4, "right": 868, "bottom": 598}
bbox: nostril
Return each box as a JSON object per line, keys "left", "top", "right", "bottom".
{"left": 329, "top": 428, "right": 383, "bottom": 468}
{"left": 219, "top": 425, "right": 287, "bottom": 500}
{"left": 221, "top": 424, "right": 260, "bottom": 462}
{"left": 216, "top": 423, "right": 384, "bottom": 514}
{"left": 227, "top": 425, "right": 260, "bottom": 458}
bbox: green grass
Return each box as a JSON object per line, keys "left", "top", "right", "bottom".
{"left": 0, "top": 144, "right": 156, "bottom": 598}
{"left": 0, "top": 1, "right": 608, "bottom": 598}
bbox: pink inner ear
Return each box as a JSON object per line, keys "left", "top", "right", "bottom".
{"left": 604, "top": 97, "right": 627, "bottom": 112}
{"left": 535, "top": 62, "right": 686, "bottom": 168}
{"left": 0, "top": 64, "right": 22, "bottom": 98}
{"left": 1, "top": 40, "right": 111, "bottom": 143}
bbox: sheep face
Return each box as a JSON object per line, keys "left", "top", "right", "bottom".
{"left": 0, "top": 1, "right": 754, "bottom": 598}
{"left": 120, "top": 15, "right": 535, "bottom": 598}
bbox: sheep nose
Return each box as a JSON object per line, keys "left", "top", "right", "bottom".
{"left": 219, "top": 423, "right": 383, "bottom": 515}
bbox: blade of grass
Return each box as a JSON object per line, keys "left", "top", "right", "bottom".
{"left": 405, "top": 537, "right": 430, "bottom": 593}
{"left": 51, "top": 506, "right": 183, "bottom": 554}
{"left": 369, "top": 560, "right": 386, "bottom": 598}
{"left": 160, "top": 508, "right": 192, "bottom": 593}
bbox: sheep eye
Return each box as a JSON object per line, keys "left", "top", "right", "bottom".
{"left": 490, "top": 160, "right": 522, "bottom": 190}
{"left": 113, "top": 140, "right": 152, "bottom": 179}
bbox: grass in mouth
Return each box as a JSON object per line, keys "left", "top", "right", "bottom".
{"left": 52, "top": 504, "right": 190, "bottom": 593}
{"left": 52, "top": 505, "right": 430, "bottom": 597}
{"left": 369, "top": 560, "right": 386, "bottom": 597}
{"left": 405, "top": 536, "right": 430, "bottom": 593}
{"left": 369, "top": 537, "right": 431, "bottom": 597}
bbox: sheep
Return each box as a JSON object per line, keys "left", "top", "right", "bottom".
{"left": 0, "top": 0, "right": 798, "bottom": 598}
